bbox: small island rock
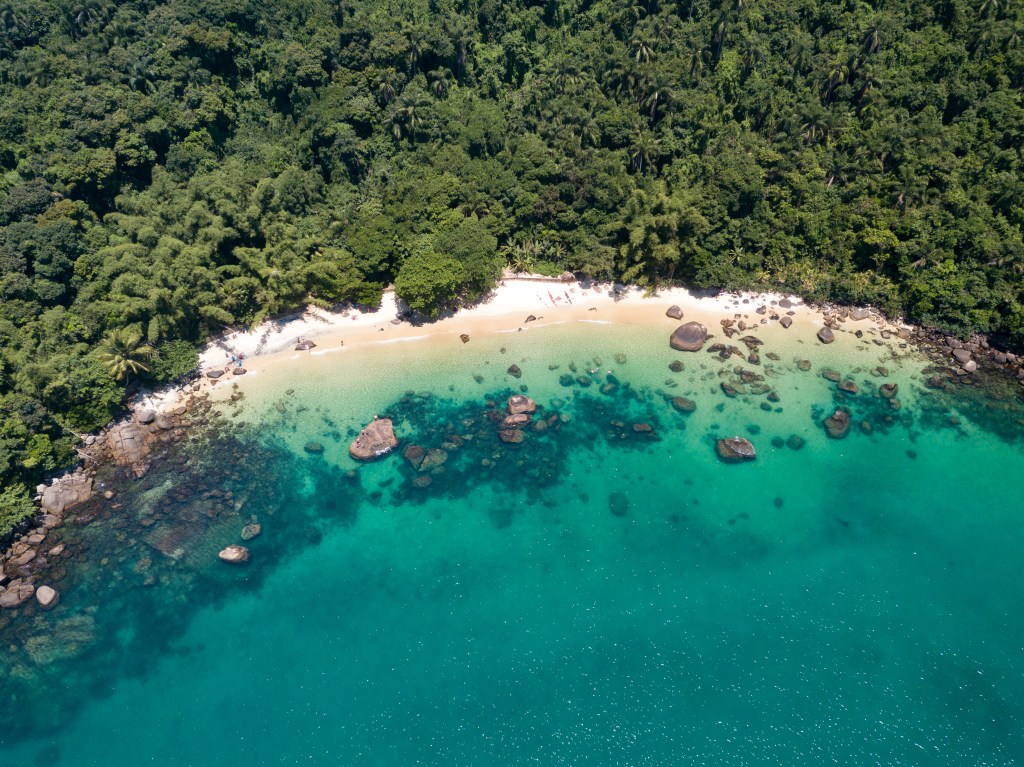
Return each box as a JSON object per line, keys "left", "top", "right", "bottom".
{"left": 716, "top": 437, "right": 757, "bottom": 463}
{"left": 507, "top": 395, "right": 537, "bottom": 415}
{"left": 218, "top": 545, "right": 250, "bottom": 564}
{"left": 349, "top": 418, "right": 399, "bottom": 461}
{"left": 35, "top": 585, "right": 59, "bottom": 610}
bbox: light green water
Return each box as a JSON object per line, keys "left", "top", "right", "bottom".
{"left": 3, "top": 320, "right": 1023, "bottom": 765}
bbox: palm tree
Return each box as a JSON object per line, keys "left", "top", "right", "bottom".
{"left": 95, "top": 328, "right": 154, "bottom": 384}
{"left": 627, "top": 128, "right": 660, "bottom": 174}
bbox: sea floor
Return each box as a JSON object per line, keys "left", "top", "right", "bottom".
{"left": 3, "top": 321, "right": 1023, "bottom": 765}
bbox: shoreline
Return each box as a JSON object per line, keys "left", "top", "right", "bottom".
{"left": 2, "top": 278, "right": 1020, "bottom": 614}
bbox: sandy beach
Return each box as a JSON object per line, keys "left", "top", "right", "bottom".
{"left": 185, "top": 278, "right": 905, "bottom": 402}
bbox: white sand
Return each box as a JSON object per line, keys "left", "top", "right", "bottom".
{"left": 185, "top": 277, "right": 906, "bottom": 401}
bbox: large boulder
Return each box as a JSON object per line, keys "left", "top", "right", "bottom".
{"left": 823, "top": 408, "right": 851, "bottom": 438}
{"left": 136, "top": 408, "right": 156, "bottom": 424}
{"left": 716, "top": 437, "right": 756, "bottom": 463}
{"left": 952, "top": 348, "right": 973, "bottom": 365}
{"left": 35, "top": 585, "right": 59, "bottom": 610}
{"left": 507, "top": 395, "right": 537, "bottom": 415}
{"left": 817, "top": 326, "right": 835, "bottom": 344}
{"left": 41, "top": 473, "right": 94, "bottom": 515}
{"left": 670, "top": 321, "right": 708, "bottom": 352}
{"left": 218, "top": 545, "right": 250, "bottom": 565}
{"left": 349, "top": 418, "right": 398, "bottom": 460}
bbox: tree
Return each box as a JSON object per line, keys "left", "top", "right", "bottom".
{"left": 395, "top": 250, "right": 466, "bottom": 318}
{"left": 94, "top": 327, "right": 153, "bottom": 384}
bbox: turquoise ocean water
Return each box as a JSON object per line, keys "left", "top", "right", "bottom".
{"left": 2, "top": 319, "right": 1023, "bottom": 765}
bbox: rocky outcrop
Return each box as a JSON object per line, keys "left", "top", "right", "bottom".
{"left": 507, "top": 395, "right": 537, "bottom": 415}
{"left": 817, "top": 326, "right": 835, "bottom": 344}
{"left": 670, "top": 322, "right": 708, "bottom": 352}
{"left": 823, "top": 408, "right": 851, "bottom": 438}
{"left": 0, "top": 579, "right": 35, "bottom": 608}
{"left": 40, "top": 472, "right": 93, "bottom": 516}
{"left": 716, "top": 436, "right": 756, "bottom": 463}
{"left": 218, "top": 545, "right": 250, "bottom": 565}
{"left": 349, "top": 418, "right": 398, "bottom": 460}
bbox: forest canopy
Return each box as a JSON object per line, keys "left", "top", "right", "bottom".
{"left": 0, "top": 0, "right": 1022, "bottom": 532}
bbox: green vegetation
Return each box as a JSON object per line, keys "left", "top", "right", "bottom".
{"left": 0, "top": 0, "right": 1022, "bottom": 534}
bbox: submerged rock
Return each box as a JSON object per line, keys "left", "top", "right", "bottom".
{"left": 716, "top": 437, "right": 757, "bottom": 463}
{"left": 218, "top": 545, "right": 250, "bottom": 565}
{"left": 671, "top": 396, "right": 696, "bottom": 413}
{"left": 670, "top": 321, "right": 708, "bottom": 352}
{"left": 304, "top": 442, "right": 324, "bottom": 455}
{"left": 507, "top": 364, "right": 523, "bottom": 378}
{"left": 608, "top": 491, "right": 630, "bottom": 517}
{"left": 499, "top": 429, "right": 524, "bottom": 444}
{"left": 403, "top": 444, "right": 426, "bottom": 469}
{"left": 241, "top": 523, "right": 262, "bottom": 541}
{"left": 786, "top": 434, "right": 806, "bottom": 451}
{"left": 838, "top": 380, "right": 859, "bottom": 394}
{"left": 349, "top": 418, "right": 399, "bottom": 461}
{"left": 419, "top": 448, "right": 449, "bottom": 472}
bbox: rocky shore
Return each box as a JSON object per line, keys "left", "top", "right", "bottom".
{"left": 0, "top": 380, "right": 211, "bottom": 614}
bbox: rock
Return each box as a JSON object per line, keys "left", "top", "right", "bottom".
{"left": 849, "top": 307, "right": 870, "bottom": 321}
{"left": 797, "top": 360, "right": 811, "bottom": 371}
{"left": 524, "top": 315, "right": 537, "bottom": 323}
{"left": 241, "top": 523, "right": 262, "bottom": 541}
{"left": 720, "top": 382, "right": 739, "bottom": 398}
{"left": 10, "top": 548, "right": 36, "bottom": 567}
{"left": 0, "top": 581, "right": 35, "bottom": 608}
{"left": 206, "top": 369, "right": 225, "bottom": 379}
{"left": 823, "top": 408, "right": 851, "bottom": 439}
{"left": 507, "top": 364, "right": 522, "bottom": 378}
{"left": 671, "top": 396, "right": 696, "bottom": 413}
{"left": 41, "top": 514, "right": 60, "bottom": 529}
{"left": 608, "top": 491, "right": 630, "bottom": 517}
{"left": 817, "top": 326, "right": 835, "bottom": 344}
{"left": 403, "top": 445, "right": 426, "bottom": 470}
{"left": 304, "top": 442, "right": 324, "bottom": 455}
{"left": 502, "top": 413, "right": 532, "bottom": 429}
{"left": 632, "top": 423, "right": 653, "bottom": 433}
{"left": 137, "top": 408, "right": 156, "bottom": 424}
{"left": 295, "top": 340, "right": 317, "bottom": 350}
{"left": 614, "top": 353, "right": 627, "bottom": 364}
{"left": 962, "top": 360, "right": 978, "bottom": 373}
{"left": 460, "top": 334, "right": 470, "bottom": 344}
{"left": 35, "top": 585, "right": 59, "bottom": 610}
{"left": 668, "top": 360, "right": 684, "bottom": 372}
{"left": 499, "top": 429, "right": 524, "bottom": 444}
{"left": 879, "top": 383, "right": 899, "bottom": 399}
{"left": 41, "top": 474, "right": 94, "bottom": 515}
{"left": 576, "top": 375, "right": 592, "bottom": 387}
{"left": 952, "top": 348, "right": 973, "bottom": 364}
{"left": 838, "top": 380, "right": 859, "bottom": 394}
{"left": 412, "top": 474, "right": 432, "bottom": 488}
{"left": 747, "top": 351, "right": 760, "bottom": 365}
{"left": 666, "top": 305, "right": 684, "bottom": 320}
{"left": 716, "top": 436, "right": 757, "bottom": 463}
{"left": 418, "top": 448, "right": 449, "bottom": 472}
{"left": 779, "top": 298, "right": 793, "bottom": 308}
{"left": 779, "top": 316, "right": 793, "bottom": 329}
{"left": 507, "top": 395, "right": 537, "bottom": 415}
{"left": 786, "top": 434, "right": 806, "bottom": 450}
{"left": 821, "top": 369, "right": 842, "bottom": 382}
{"left": 669, "top": 321, "right": 708, "bottom": 352}
{"left": 349, "top": 418, "right": 399, "bottom": 460}
{"left": 218, "top": 545, "right": 250, "bottom": 564}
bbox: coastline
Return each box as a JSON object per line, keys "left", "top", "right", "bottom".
{"left": 2, "top": 277, "right": 1019, "bottom": 615}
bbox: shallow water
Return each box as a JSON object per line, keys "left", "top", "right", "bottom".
{"left": 3, "top": 321, "right": 1024, "bottom": 765}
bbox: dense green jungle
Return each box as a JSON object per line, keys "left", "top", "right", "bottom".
{"left": 0, "top": 0, "right": 1022, "bottom": 533}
